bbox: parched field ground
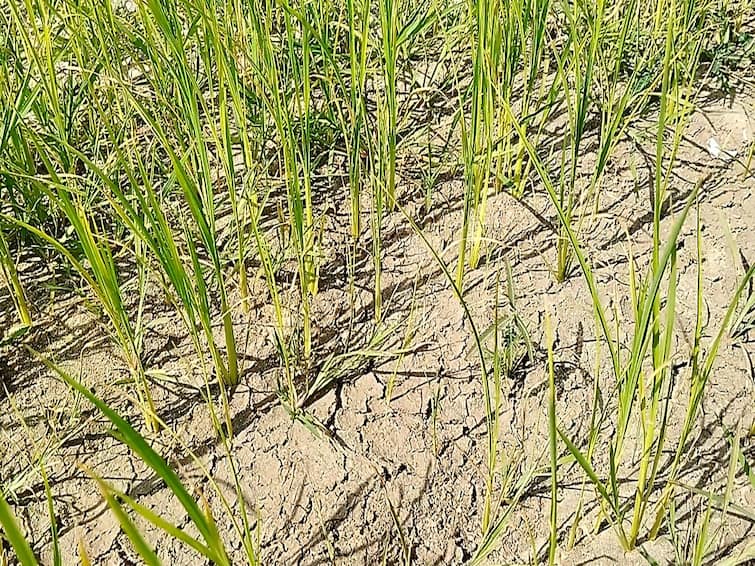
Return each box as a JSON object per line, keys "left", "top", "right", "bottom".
{"left": 1, "top": 2, "right": 755, "bottom": 565}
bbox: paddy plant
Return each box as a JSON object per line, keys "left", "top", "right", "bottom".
{"left": 0, "top": 1, "right": 161, "bottom": 427}
{"left": 0, "top": 489, "right": 37, "bottom": 566}
{"left": 378, "top": 0, "right": 399, "bottom": 215}
{"left": 370, "top": 0, "right": 399, "bottom": 322}
{"left": 11, "top": 0, "right": 248, "bottom": 394}
{"left": 546, "top": 0, "right": 659, "bottom": 281}
{"left": 345, "top": 0, "right": 371, "bottom": 241}
{"left": 0, "top": 164, "right": 159, "bottom": 432}
{"left": 455, "top": 0, "right": 503, "bottom": 290}
{"left": 129, "top": 0, "right": 242, "bottom": 386}
{"left": 515, "top": 120, "right": 705, "bottom": 552}
{"left": 245, "top": 0, "right": 321, "bottom": 408}
{"left": 394, "top": 197, "right": 540, "bottom": 564}
{"left": 0, "top": 228, "right": 31, "bottom": 330}
{"left": 456, "top": 0, "right": 553, "bottom": 290}
{"left": 371, "top": 0, "right": 435, "bottom": 316}
{"left": 547, "top": 0, "right": 608, "bottom": 283}
{"left": 509, "top": 0, "right": 552, "bottom": 194}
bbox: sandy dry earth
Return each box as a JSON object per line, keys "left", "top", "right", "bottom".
{"left": 1, "top": 90, "right": 754, "bottom": 565}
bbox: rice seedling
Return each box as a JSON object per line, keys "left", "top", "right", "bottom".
{"left": 0, "top": 228, "right": 31, "bottom": 329}
{"left": 385, "top": 276, "right": 420, "bottom": 400}
{"left": 546, "top": 0, "right": 636, "bottom": 282}
{"left": 455, "top": 0, "right": 501, "bottom": 289}
{"left": 647, "top": 258, "right": 755, "bottom": 538}
{"left": 239, "top": 0, "right": 336, "bottom": 411}
{"left": 519, "top": 131, "right": 726, "bottom": 549}
{"left": 455, "top": 0, "right": 555, "bottom": 289}
{"left": 662, "top": 426, "right": 748, "bottom": 566}
{"left": 1, "top": 136, "right": 160, "bottom": 432}
{"left": 370, "top": 0, "right": 408, "bottom": 319}
{"left": 545, "top": 307, "right": 558, "bottom": 565}
{"left": 469, "top": 457, "right": 539, "bottom": 565}
{"left": 346, "top": 0, "right": 371, "bottom": 241}
{"left": 26, "top": 0, "right": 258, "bottom": 393}
{"left": 1, "top": 402, "right": 68, "bottom": 566}
{"left": 393, "top": 196, "right": 541, "bottom": 562}
{"left": 40, "top": 466, "right": 61, "bottom": 566}
{"left": 383, "top": 486, "right": 412, "bottom": 565}
{"left": 731, "top": 272, "right": 755, "bottom": 338}
{"left": 0, "top": 392, "right": 61, "bottom": 566}
{"left": 718, "top": 540, "right": 755, "bottom": 566}
{"left": 0, "top": 31, "right": 34, "bottom": 332}
{"left": 127, "top": 0, "right": 242, "bottom": 387}
{"left": 245, "top": 0, "right": 330, "bottom": 377}
{"left": 3, "top": 0, "right": 234, "bottom": 427}
{"left": 370, "top": 0, "right": 438, "bottom": 315}
{"left": 0, "top": 490, "right": 36, "bottom": 566}
{"left": 82, "top": 129, "right": 241, "bottom": 387}
{"left": 726, "top": 427, "right": 755, "bottom": 490}
{"left": 378, "top": 0, "right": 399, "bottom": 213}
{"left": 507, "top": 0, "right": 552, "bottom": 194}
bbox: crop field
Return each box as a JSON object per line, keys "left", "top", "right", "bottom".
{"left": 1, "top": 0, "right": 754, "bottom": 563}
